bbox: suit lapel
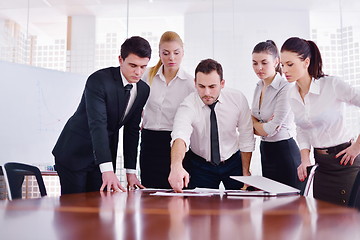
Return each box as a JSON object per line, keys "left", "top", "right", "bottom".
{"left": 114, "top": 67, "right": 127, "bottom": 125}
{"left": 116, "top": 67, "right": 145, "bottom": 125}
{"left": 123, "top": 81, "right": 144, "bottom": 123}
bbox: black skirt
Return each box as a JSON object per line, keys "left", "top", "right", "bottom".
{"left": 139, "top": 129, "right": 172, "bottom": 189}
{"left": 313, "top": 143, "right": 360, "bottom": 206}
{"left": 260, "top": 138, "right": 303, "bottom": 189}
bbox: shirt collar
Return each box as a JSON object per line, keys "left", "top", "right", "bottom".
{"left": 289, "top": 77, "right": 319, "bottom": 102}
{"left": 156, "top": 65, "right": 188, "bottom": 81}
{"left": 269, "top": 73, "right": 283, "bottom": 89}
{"left": 256, "top": 72, "right": 282, "bottom": 90}
{"left": 120, "top": 69, "right": 134, "bottom": 87}
{"left": 309, "top": 77, "right": 320, "bottom": 95}
{"left": 217, "top": 91, "right": 224, "bottom": 103}
{"left": 196, "top": 90, "right": 224, "bottom": 108}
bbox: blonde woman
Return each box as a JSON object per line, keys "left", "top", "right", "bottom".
{"left": 138, "top": 31, "right": 194, "bottom": 189}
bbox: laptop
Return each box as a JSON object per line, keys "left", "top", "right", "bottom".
{"left": 229, "top": 176, "right": 301, "bottom": 196}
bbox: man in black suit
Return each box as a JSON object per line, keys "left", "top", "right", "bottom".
{"left": 52, "top": 36, "right": 151, "bottom": 194}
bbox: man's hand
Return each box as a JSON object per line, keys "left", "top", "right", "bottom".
{"left": 100, "top": 171, "right": 126, "bottom": 192}
{"left": 168, "top": 164, "right": 189, "bottom": 193}
{"left": 126, "top": 173, "right": 145, "bottom": 190}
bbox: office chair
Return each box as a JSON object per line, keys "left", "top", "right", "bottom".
{"left": 300, "top": 164, "right": 318, "bottom": 196}
{"left": 348, "top": 171, "right": 360, "bottom": 210}
{"left": 2, "top": 162, "right": 47, "bottom": 200}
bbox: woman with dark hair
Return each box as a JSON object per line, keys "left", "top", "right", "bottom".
{"left": 138, "top": 31, "right": 194, "bottom": 189}
{"left": 251, "top": 40, "right": 302, "bottom": 189}
{"left": 281, "top": 37, "right": 360, "bottom": 205}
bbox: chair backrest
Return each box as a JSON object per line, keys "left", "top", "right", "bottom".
{"left": 300, "top": 164, "right": 318, "bottom": 196}
{"left": 2, "top": 162, "right": 47, "bottom": 200}
{"left": 348, "top": 171, "right": 360, "bottom": 210}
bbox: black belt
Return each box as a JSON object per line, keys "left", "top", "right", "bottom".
{"left": 314, "top": 141, "right": 351, "bottom": 155}
{"left": 188, "top": 149, "right": 240, "bottom": 166}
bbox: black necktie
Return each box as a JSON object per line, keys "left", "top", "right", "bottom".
{"left": 209, "top": 101, "right": 221, "bottom": 165}
{"left": 121, "top": 84, "right": 133, "bottom": 120}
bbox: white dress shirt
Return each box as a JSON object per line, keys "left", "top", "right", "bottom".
{"left": 100, "top": 70, "right": 137, "bottom": 173}
{"left": 251, "top": 73, "right": 294, "bottom": 142}
{"left": 289, "top": 75, "right": 360, "bottom": 150}
{"left": 142, "top": 65, "right": 195, "bottom": 131}
{"left": 171, "top": 88, "right": 255, "bottom": 162}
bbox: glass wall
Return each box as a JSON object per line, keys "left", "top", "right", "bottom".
{"left": 1, "top": 0, "right": 359, "bottom": 177}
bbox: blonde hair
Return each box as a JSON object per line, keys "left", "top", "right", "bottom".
{"left": 148, "top": 31, "right": 184, "bottom": 85}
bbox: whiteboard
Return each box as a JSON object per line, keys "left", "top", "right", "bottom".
{"left": 0, "top": 60, "right": 86, "bottom": 168}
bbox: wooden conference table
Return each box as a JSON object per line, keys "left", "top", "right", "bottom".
{"left": 0, "top": 190, "right": 360, "bottom": 240}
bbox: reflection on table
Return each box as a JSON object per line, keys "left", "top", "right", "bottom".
{"left": 0, "top": 190, "right": 359, "bottom": 240}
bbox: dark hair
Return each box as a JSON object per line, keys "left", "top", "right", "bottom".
{"left": 120, "top": 36, "right": 152, "bottom": 60}
{"left": 195, "top": 58, "right": 223, "bottom": 81}
{"left": 280, "top": 37, "right": 325, "bottom": 79}
{"left": 252, "top": 40, "right": 282, "bottom": 74}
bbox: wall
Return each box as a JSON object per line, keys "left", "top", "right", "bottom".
{"left": 184, "top": 9, "right": 310, "bottom": 101}
{"left": 0, "top": 60, "right": 86, "bottom": 167}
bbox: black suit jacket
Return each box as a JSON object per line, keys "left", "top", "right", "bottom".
{"left": 52, "top": 67, "right": 150, "bottom": 171}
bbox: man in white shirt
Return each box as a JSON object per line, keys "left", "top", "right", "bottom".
{"left": 168, "top": 59, "right": 255, "bottom": 192}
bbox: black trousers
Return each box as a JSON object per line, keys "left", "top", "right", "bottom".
{"left": 260, "top": 138, "right": 304, "bottom": 189}
{"left": 139, "top": 129, "right": 172, "bottom": 189}
{"left": 55, "top": 162, "right": 102, "bottom": 195}
{"left": 187, "top": 150, "right": 244, "bottom": 190}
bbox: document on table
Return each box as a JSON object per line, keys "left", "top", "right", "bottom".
{"left": 149, "top": 188, "right": 258, "bottom": 197}
{"left": 148, "top": 187, "right": 277, "bottom": 197}
{"left": 139, "top": 188, "right": 173, "bottom": 192}
{"left": 226, "top": 191, "right": 280, "bottom": 197}
{"left": 150, "top": 192, "right": 214, "bottom": 197}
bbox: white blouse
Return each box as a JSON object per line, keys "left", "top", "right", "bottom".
{"left": 142, "top": 65, "right": 195, "bottom": 131}
{"left": 171, "top": 88, "right": 255, "bottom": 162}
{"left": 251, "top": 73, "right": 294, "bottom": 142}
{"left": 288, "top": 75, "right": 360, "bottom": 150}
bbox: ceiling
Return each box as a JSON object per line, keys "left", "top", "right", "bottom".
{"left": 0, "top": 0, "right": 359, "bottom": 34}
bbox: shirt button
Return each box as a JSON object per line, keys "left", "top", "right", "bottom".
{"left": 340, "top": 190, "right": 346, "bottom": 195}
{"left": 342, "top": 199, "right": 346, "bottom": 204}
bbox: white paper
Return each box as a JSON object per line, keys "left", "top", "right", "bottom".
{"left": 150, "top": 192, "right": 214, "bottom": 197}
{"left": 185, "top": 188, "right": 222, "bottom": 193}
{"left": 139, "top": 188, "right": 173, "bottom": 192}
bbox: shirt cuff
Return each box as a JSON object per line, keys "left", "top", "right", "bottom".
{"left": 99, "top": 162, "right": 113, "bottom": 173}
{"left": 263, "top": 122, "right": 279, "bottom": 137}
{"left": 126, "top": 169, "right": 137, "bottom": 174}
{"left": 299, "top": 142, "right": 311, "bottom": 151}
{"left": 239, "top": 138, "right": 256, "bottom": 152}
{"left": 170, "top": 136, "right": 190, "bottom": 152}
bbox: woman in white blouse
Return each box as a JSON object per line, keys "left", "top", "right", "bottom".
{"left": 251, "top": 40, "right": 303, "bottom": 189}
{"left": 281, "top": 37, "right": 360, "bottom": 205}
{"left": 139, "top": 31, "right": 195, "bottom": 188}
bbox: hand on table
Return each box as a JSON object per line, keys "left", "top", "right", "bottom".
{"left": 100, "top": 171, "right": 126, "bottom": 192}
